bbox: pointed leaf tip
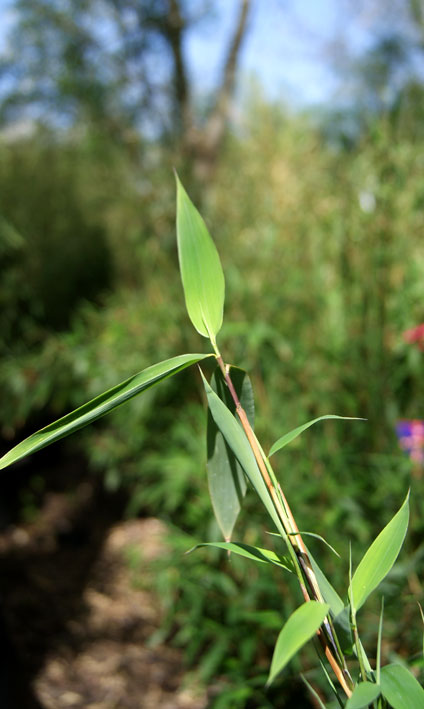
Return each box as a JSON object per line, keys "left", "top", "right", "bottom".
{"left": 192, "top": 542, "right": 294, "bottom": 573}
{"left": 269, "top": 415, "right": 365, "bottom": 457}
{"left": 267, "top": 601, "right": 329, "bottom": 686}
{"left": 175, "top": 174, "right": 225, "bottom": 339}
{"left": 350, "top": 492, "right": 409, "bottom": 611}
{"left": 0, "top": 353, "right": 213, "bottom": 470}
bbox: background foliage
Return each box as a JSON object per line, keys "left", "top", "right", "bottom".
{"left": 1, "top": 1, "right": 424, "bottom": 706}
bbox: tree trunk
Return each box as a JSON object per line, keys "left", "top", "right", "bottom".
{"left": 167, "top": 0, "right": 251, "bottom": 184}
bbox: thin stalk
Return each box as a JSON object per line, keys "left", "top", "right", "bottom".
{"left": 213, "top": 354, "right": 310, "bottom": 600}
{"left": 261, "top": 445, "right": 348, "bottom": 677}
{"left": 376, "top": 598, "right": 384, "bottom": 685}
{"left": 348, "top": 547, "right": 367, "bottom": 683}
{"left": 319, "top": 658, "right": 345, "bottom": 708}
{"left": 244, "top": 407, "right": 348, "bottom": 674}
{"left": 351, "top": 608, "right": 367, "bottom": 682}
{"left": 213, "top": 348, "right": 353, "bottom": 697}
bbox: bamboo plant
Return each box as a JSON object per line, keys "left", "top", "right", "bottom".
{"left": 0, "top": 175, "right": 422, "bottom": 708}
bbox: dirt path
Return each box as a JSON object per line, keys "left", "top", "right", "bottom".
{"left": 35, "top": 518, "right": 207, "bottom": 709}
{"left": 0, "top": 471, "right": 208, "bottom": 709}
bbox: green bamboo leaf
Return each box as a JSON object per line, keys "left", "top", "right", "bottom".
{"left": 269, "top": 415, "right": 364, "bottom": 458}
{"left": 304, "top": 554, "right": 355, "bottom": 661}
{"left": 345, "top": 682, "right": 381, "bottom": 709}
{"left": 190, "top": 541, "right": 294, "bottom": 573}
{"left": 199, "top": 370, "right": 285, "bottom": 536}
{"left": 318, "top": 658, "right": 340, "bottom": 702}
{"left": 357, "top": 638, "right": 374, "bottom": 677}
{"left": 267, "top": 601, "right": 330, "bottom": 686}
{"left": 287, "top": 531, "right": 340, "bottom": 557}
{"left": 0, "top": 353, "right": 213, "bottom": 470}
{"left": 333, "top": 606, "right": 353, "bottom": 656}
{"left": 175, "top": 174, "right": 225, "bottom": 339}
{"left": 207, "top": 367, "right": 253, "bottom": 540}
{"left": 350, "top": 493, "right": 409, "bottom": 612}
{"left": 307, "top": 548, "right": 344, "bottom": 617}
{"left": 380, "top": 664, "right": 424, "bottom": 709}
{"left": 300, "top": 675, "right": 327, "bottom": 708}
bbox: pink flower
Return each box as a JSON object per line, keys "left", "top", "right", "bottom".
{"left": 403, "top": 324, "right": 424, "bottom": 350}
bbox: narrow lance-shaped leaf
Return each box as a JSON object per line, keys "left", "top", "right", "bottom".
{"left": 175, "top": 174, "right": 225, "bottom": 340}
{"left": 358, "top": 638, "right": 373, "bottom": 676}
{"left": 318, "top": 659, "right": 339, "bottom": 700}
{"left": 380, "top": 664, "right": 424, "bottom": 709}
{"left": 269, "top": 415, "right": 365, "bottom": 458}
{"left": 287, "top": 531, "right": 340, "bottom": 557}
{"left": 350, "top": 492, "right": 409, "bottom": 612}
{"left": 190, "top": 541, "right": 294, "bottom": 573}
{"left": 267, "top": 601, "right": 330, "bottom": 686}
{"left": 199, "top": 370, "right": 285, "bottom": 536}
{"left": 0, "top": 353, "right": 214, "bottom": 471}
{"left": 207, "top": 366, "right": 253, "bottom": 540}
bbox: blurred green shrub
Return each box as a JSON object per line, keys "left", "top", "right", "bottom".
{"left": 1, "top": 99, "right": 424, "bottom": 704}
{"left": 0, "top": 135, "right": 112, "bottom": 340}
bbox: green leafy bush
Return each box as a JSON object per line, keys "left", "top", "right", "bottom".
{"left": 1, "top": 168, "right": 423, "bottom": 707}
{"left": 1, "top": 103, "right": 424, "bottom": 705}
{"left": 0, "top": 136, "right": 111, "bottom": 336}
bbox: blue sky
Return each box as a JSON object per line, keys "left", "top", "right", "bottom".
{"left": 0, "top": 0, "right": 409, "bottom": 108}
{"left": 185, "top": 0, "right": 377, "bottom": 107}
{"left": 183, "top": 0, "right": 335, "bottom": 106}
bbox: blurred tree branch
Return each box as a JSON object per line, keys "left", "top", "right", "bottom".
{"left": 183, "top": 0, "right": 251, "bottom": 180}
{"left": 0, "top": 0, "right": 251, "bottom": 182}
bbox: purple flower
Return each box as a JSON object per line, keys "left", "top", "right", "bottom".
{"left": 395, "top": 419, "right": 424, "bottom": 465}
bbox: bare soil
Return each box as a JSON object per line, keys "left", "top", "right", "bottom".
{"left": 34, "top": 517, "right": 206, "bottom": 709}
{"left": 0, "top": 462, "right": 207, "bottom": 709}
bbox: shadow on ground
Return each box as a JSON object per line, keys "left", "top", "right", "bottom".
{"left": 0, "top": 443, "right": 129, "bottom": 708}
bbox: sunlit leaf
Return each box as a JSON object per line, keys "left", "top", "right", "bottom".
{"left": 207, "top": 366, "right": 253, "bottom": 540}
{"left": 380, "top": 664, "right": 424, "bottom": 709}
{"left": 200, "top": 369, "right": 285, "bottom": 536}
{"left": 0, "top": 353, "right": 213, "bottom": 470}
{"left": 175, "top": 173, "right": 225, "bottom": 339}
{"left": 269, "top": 415, "right": 364, "bottom": 458}
{"left": 190, "top": 541, "right": 294, "bottom": 573}
{"left": 350, "top": 493, "right": 409, "bottom": 612}
{"left": 345, "top": 681, "right": 381, "bottom": 709}
{"left": 267, "top": 601, "right": 329, "bottom": 686}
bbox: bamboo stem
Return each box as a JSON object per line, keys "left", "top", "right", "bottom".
{"left": 214, "top": 353, "right": 353, "bottom": 697}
